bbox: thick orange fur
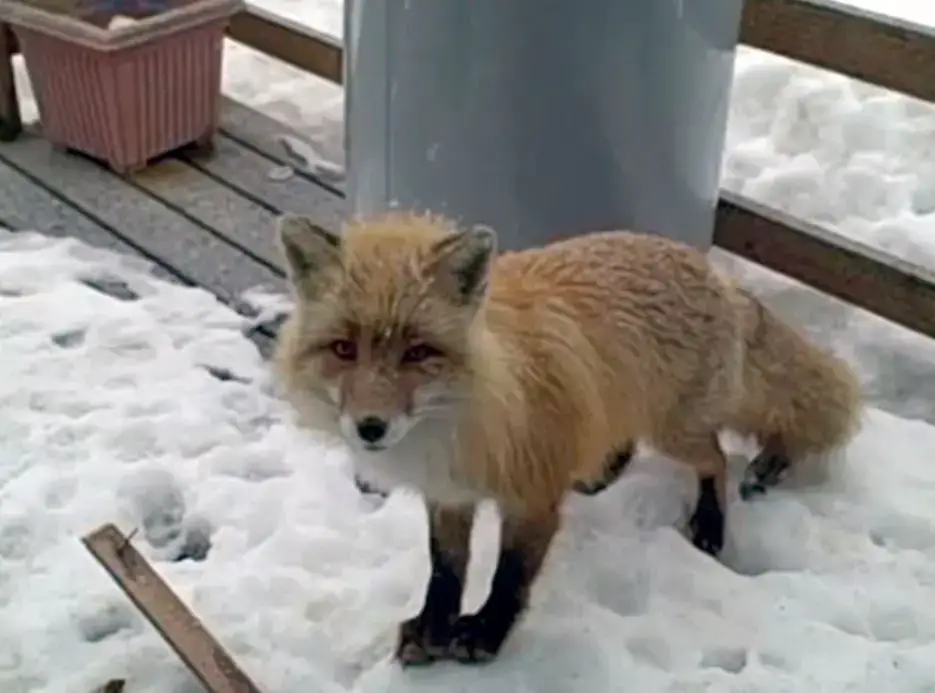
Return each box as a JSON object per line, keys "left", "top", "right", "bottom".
{"left": 275, "top": 211, "right": 861, "bottom": 511}
{"left": 729, "top": 285, "right": 862, "bottom": 469}
{"left": 273, "top": 210, "right": 863, "bottom": 663}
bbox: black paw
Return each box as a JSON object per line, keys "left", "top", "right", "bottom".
{"left": 738, "top": 479, "right": 766, "bottom": 500}
{"left": 572, "top": 479, "right": 609, "bottom": 496}
{"left": 689, "top": 509, "right": 724, "bottom": 556}
{"left": 689, "top": 477, "right": 724, "bottom": 557}
{"left": 572, "top": 444, "right": 634, "bottom": 496}
{"left": 739, "top": 448, "right": 790, "bottom": 501}
{"left": 354, "top": 475, "right": 387, "bottom": 498}
{"left": 395, "top": 616, "right": 453, "bottom": 667}
{"left": 447, "top": 614, "right": 509, "bottom": 664}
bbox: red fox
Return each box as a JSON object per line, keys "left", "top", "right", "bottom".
{"left": 272, "top": 211, "right": 862, "bottom": 666}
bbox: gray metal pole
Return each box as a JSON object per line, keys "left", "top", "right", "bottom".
{"left": 344, "top": 0, "right": 744, "bottom": 251}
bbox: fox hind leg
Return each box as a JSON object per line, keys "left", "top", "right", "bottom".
{"left": 573, "top": 441, "right": 635, "bottom": 495}
{"left": 687, "top": 435, "right": 728, "bottom": 557}
{"left": 656, "top": 431, "right": 728, "bottom": 557}
{"left": 739, "top": 435, "right": 791, "bottom": 500}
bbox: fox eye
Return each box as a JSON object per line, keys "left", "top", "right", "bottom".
{"left": 401, "top": 343, "right": 443, "bottom": 365}
{"left": 329, "top": 339, "right": 357, "bottom": 361}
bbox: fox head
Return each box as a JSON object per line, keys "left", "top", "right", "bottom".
{"left": 274, "top": 211, "right": 497, "bottom": 453}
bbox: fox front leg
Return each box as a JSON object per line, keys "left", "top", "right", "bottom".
{"left": 447, "top": 504, "right": 560, "bottom": 663}
{"left": 396, "top": 503, "right": 474, "bottom": 666}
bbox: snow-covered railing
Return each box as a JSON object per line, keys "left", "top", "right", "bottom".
{"left": 743, "top": 0, "right": 935, "bottom": 108}
{"left": 227, "top": 5, "right": 342, "bottom": 83}
{"left": 222, "top": 0, "right": 935, "bottom": 340}
{"left": 225, "top": 0, "right": 935, "bottom": 124}
{"left": 3, "top": 0, "right": 935, "bottom": 338}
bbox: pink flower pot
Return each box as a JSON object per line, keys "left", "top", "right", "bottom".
{"left": 0, "top": 0, "right": 244, "bottom": 173}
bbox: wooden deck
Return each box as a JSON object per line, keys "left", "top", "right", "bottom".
{"left": 6, "top": 0, "right": 935, "bottom": 349}
{"left": 0, "top": 97, "right": 344, "bottom": 356}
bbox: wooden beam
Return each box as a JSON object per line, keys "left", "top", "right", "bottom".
{"left": 0, "top": 24, "right": 22, "bottom": 141}
{"left": 227, "top": 4, "right": 342, "bottom": 85}
{"left": 82, "top": 523, "right": 265, "bottom": 693}
{"left": 740, "top": 0, "right": 935, "bottom": 104}
{"left": 714, "top": 191, "right": 935, "bottom": 339}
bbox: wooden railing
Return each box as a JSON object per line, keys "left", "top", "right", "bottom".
{"left": 4, "top": 0, "right": 935, "bottom": 338}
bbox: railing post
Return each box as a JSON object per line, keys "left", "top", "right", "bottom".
{"left": 0, "top": 23, "right": 22, "bottom": 142}
{"left": 343, "top": 0, "right": 744, "bottom": 251}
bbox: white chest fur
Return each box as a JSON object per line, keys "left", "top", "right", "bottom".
{"left": 350, "top": 417, "right": 485, "bottom": 505}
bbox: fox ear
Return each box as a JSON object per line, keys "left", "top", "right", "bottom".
{"left": 277, "top": 214, "right": 342, "bottom": 294}
{"left": 431, "top": 224, "right": 497, "bottom": 304}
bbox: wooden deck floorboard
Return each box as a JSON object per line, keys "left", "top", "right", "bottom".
{"left": 0, "top": 100, "right": 349, "bottom": 355}
{"left": 0, "top": 127, "right": 286, "bottom": 312}
{"left": 0, "top": 154, "right": 177, "bottom": 283}
{"left": 180, "top": 133, "right": 344, "bottom": 236}
{"left": 131, "top": 155, "right": 286, "bottom": 275}
{"left": 217, "top": 97, "right": 346, "bottom": 196}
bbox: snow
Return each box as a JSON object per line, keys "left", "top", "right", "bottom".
{"left": 2, "top": 231, "right": 935, "bottom": 693}
{"left": 4, "top": 1, "right": 935, "bottom": 691}
{"left": 3, "top": 232, "right": 935, "bottom": 693}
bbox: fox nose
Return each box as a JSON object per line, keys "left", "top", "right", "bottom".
{"left": 355, "top": 416, "right": 388, "bottom": 444}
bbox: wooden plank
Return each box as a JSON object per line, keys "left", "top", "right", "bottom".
{"left": 0, "top": 137, "right": 276, "bottom": 354}
{"left": 130, "top": 155, "right": 286, "bottom": 274}
{"left": 83, "top": 523, "right": 265, "bottom": 693}
{"left": 228, "top": 4, "right": 342, "bottom": 85}
{"left": 0, "top": 128, "right": 284, "bottom": 314}
{"left": 0, "top": 156, "right": 177, "bottom": 281}
{"left": 714, "top": 190, "right": 935, "bottom": 339}
{"left": 217, "top": 96, "right": 345, "bottom": 195}
{"left": 0, "top": 24, "right": 22, "bottom": 141}
{"left": 740, "top": 0, "right": 935, "bottom": 104}
{"left": 182, "top": 132, "right": 344, "bottom": 233}
{"left": 218, "top": 98, "right": 300, "bottom": 164}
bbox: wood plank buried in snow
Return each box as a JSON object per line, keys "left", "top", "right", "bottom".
{"left": 82, "top": 523, "right": 266, "bottom": 693}
{"left": 0, "top": 127, "right": 285, "bottom": 313}
{"left": 180, "top": 133, "right": 344, "bottom": 234}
